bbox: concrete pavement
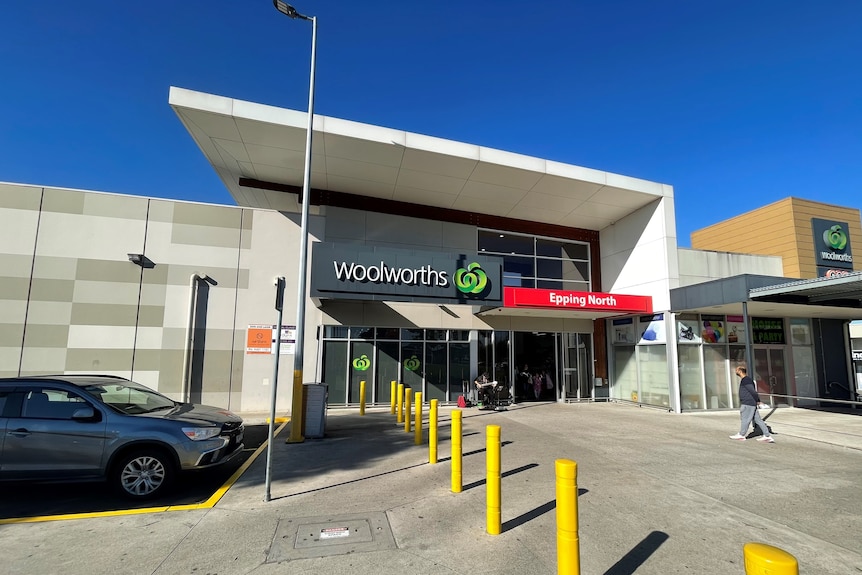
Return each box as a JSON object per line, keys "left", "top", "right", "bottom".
{"left": 2, "top": 402, "right": 861, "bottom": 574}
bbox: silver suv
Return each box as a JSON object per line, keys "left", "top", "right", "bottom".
{"left": 0, "top": 375, "right": 244, "bottom": 499}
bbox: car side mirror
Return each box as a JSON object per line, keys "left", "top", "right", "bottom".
{"left": 72, "top": 406, "right": 98, "bottom": 421}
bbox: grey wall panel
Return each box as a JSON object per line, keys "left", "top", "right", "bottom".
{"left": 22, "top": 324, "right": 70, "bottom": 348}
{"left": 64, "top": 348, "right": 134, "bottom": 372}
{"left": 29, "top": 279, "right": 75, "bottom": 302}
{"left": 0, "top": 183, "right": 42, "bottom": 210}
{"left": 42, "top": 188, "right": 85, "bottom": 215}
{"left": 172, "top": 202, "right": 243, "bottom": 228}
{"left": 70, "top": 303, "right": 138, "bottom": 326}
{"left": 0, "top": 277, "right": 30, "bottom": 300}
{"left": 83, "top": 192, "right": 149, "bottom": 220}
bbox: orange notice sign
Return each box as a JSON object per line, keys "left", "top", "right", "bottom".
{"left": 247, "top": 325, "right": 274, "bottom": 354}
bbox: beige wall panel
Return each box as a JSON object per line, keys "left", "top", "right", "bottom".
{"left": 0, "top": 254, "right": 36, "bottom": 278}
{"left": 29, "top": 278, "right": 75, "bottom": 302}
{"left": 129, "top": 326, "right": 165, "bottom": 350}
{"left": 132, "top": 349, "right": 184, "bottom": 393}
{"left": 139, "top": 282, "right": 168, "bottom": 307}
{"left": 21, "top": 302, "right": 73, "bottom": 326}
{"left": 82, "top": 192, "right": 149, "bottom": 220}
{"left": 22, "top": 323, "right": 69, "bottom": 348}
{"left": 0, "top": 183, "right": 42, "bottom": 210}
{"left": 65, "top": 348, "right": 133, "bottom": 372}
{"left": 172, "top": 201, "right": 244, "bottom": 228}
{"left": 42, "top": 187, "right": 85, "bottom": 214}
{"left": 36, "top": 212, "right": 147, "bottom": 259}
{"left": 0, "top": 301, "right": 28, "bottom": 324}
{"left": 0, "top": 348, "right": 22, "bottom": 377}
{"left": 128, "top": 370, "right": 160, "bottom": 391}
{"left": 74, "top": 259, "right": 143, "bottom": 283}
{"left": 0, "top": 277, "right": 30, "bottom": 301}
{"left": 0, "top": 207, "right": 39, "bottom": 256}
{"left": 72, "top": 280, "right": 141, "bottom": 304}
{"left": 67, "top": 325, "right": 136, "bottom": 349}
{"left": 19, "top": 348, "right": 68, "bottom": 374}
{"left": 171, "top": 223, "right": 243, "bottom": 249}
{"left": 147, "top": 199, "right": 175, "bottom": 223}
{"left": 33, "top": 256, "right": 78, "bottom": 280}
{"left": 70, "top": 303, "right": 138, "bottom": 326}
{"left": 0, "top": 324, "right": 24, "bottom": 346}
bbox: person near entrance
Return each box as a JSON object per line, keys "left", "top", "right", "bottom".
{"left": 730, "top": 365, "right": 775, "bottom": 443}
{"left": 474, "top": 372, "right": 495, "bottom": 405}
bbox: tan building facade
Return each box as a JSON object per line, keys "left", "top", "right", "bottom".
{"left": 691, "top": 197, "right": 861, "bottom": 279}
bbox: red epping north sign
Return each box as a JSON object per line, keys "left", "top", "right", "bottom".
{"left": 503, "top": 287, "right": 652, "bottom": 314}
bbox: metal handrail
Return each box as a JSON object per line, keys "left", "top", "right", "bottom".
{"left": 764, "top": 392, "right": 861, "bottom": 408}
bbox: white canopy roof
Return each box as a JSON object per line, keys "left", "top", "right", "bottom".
{"left": 169, "top": 87, "right": 670, "bottom": 231}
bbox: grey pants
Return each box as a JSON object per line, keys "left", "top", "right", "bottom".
{"left": 739, "top": 404, "right": 771, "bottom": 437}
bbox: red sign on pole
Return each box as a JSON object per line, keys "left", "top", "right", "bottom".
{"left": 503, "top": 287, "right": 652, "bottom": 314}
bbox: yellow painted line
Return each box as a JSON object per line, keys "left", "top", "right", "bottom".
{"left": 0, "top": 418, "right": 290, "bottom": 524}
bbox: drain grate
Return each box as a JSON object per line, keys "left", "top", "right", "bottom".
{"left": 267, "top": 512, "right": 397, "bottom": 562}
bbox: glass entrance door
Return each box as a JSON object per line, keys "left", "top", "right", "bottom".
{"left": 560, "top": 333, "right": 593, "bottom": 402}
{"left": 753, "top": 347, "right": 788, "bottom": 406}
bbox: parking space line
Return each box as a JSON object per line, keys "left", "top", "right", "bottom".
{"left": 0, "top": 419, "right": 290, "bottom": 524}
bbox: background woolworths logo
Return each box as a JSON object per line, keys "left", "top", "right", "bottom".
{"left": 352, "top": 354, "right": 371, "bottom": 371}
{"left": 454, "top": 262, "right": 489, "bottom": 294}
{"left": 823, "top": 225, "right": 848, "bottom": 250}
{"left": 404, "top": 355, "right": 420, "bottom": 371}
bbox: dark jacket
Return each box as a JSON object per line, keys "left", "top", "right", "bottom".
{"left": 738, "top": 375, "right": 761, "bottom": 406}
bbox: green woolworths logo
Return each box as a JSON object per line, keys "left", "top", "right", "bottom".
{"left": 352, "top": 354, "right": 371, "bottom": 371}
{"left": 823, "top": 225, "right": 848, "bottom": 251}
{"left": 404, "top": 355, "right": 421, "bottom": 371}
{"left": 454, "top": 262, "right": 489, "bottom": 294}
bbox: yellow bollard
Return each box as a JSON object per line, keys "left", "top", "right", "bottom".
{"left": 743, "top": 543, "right": 798, "bottom": 575}
{"left": 404, "top": 389, "right": 412, "bottom": 433}
{"left": 414, "top": 392, "right": 423, "bottom": 445}
{"left": 429, "top": 399, "right": 438, "bottom": 464}
{"left": 556, "top": 459, "right": 580, "bottom": 575}
{"left": 390, "top": 380, "right": 397, "bottom": 415}
{"left": 451, "top": 410, "right": 462, "bottom": 492}
{"left": 359, "top": 380, "right": 366, "bottom": 416}
{"left": 396, "top": 384, "right": 404, "bottom": 424}
{"left": 486, "top": 424, "right": 501, "bottom": 535}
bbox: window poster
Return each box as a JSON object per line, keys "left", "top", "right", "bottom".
{"left": 701, "top": 315, "right": 725, "bottom": 344}
{"left": 638, "top": 314, "right": 665, "bottom": 344}
{"left": 726, "top": 315, "right": 747, "bottom": 345}
{"left": 677, "top": 314, "right": 701, "bottom": 344}
{"left": 612, "top": 318, "right": 636, "bottom": 345}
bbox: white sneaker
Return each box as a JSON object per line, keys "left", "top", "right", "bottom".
{"left": 729, "top": 434, "right": 746, "bottom": 440}
{"left": 756, "top": 436, "right": 775, "bottom": 443}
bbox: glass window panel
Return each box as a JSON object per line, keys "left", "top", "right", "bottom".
{"left": 704, "top": 346, "right": 730, "bottom": 409}
{"left": 478, "top": 230, "right": 534, "bottom": 256}
{"left": 477, "top": 331, "right": 492, "bottom": 382}
{"left": 790, "top": 319, "right": 811, "bottom": 345}
{"left": 449, "top": 343, "right": 471, "bottom": 401}
{"left": 350, "top": 327, "right": 374, "bottom": 340}
{"left": 561, "top": 260, "right": 590, "bottom": 283}
{"left": 729, "top": 345, "right": 747, "bottom": 407}
{"left": 349, "top": 342, "right": 375, "bottom": 403}
{"left": 401, "top": 341, "right": 424, "bottom": 391}
{"left": 426, "top": 330, "right": 447, "bottom": 341}
{"left": 401, "top": 329, "right": 424, "bottom": 341}
{"left": 638, "top": 345, "right": 669, "bottom": 407}
{"left": 493, "top": 331, "right": 510, "bottom": 389}
{"left": 323, "top": 326, "right": 349, "bottom": 339}
{"left": 449, "top": 330, "right": 470, "bottom": 342}
{"left": 613, "top": 346, "right": 637, "bottom": 402}
{"left": 322, "top": 341, "right": 348, "bottom": 404}
{"left": 425, "top": 342, "right": 448, "bottom": 401}
{"left": 375, "top": 342, "right": 400, "bottom": 404}
{"left": 503, "top": 256, "right": 534, "bottom": 280}
{"left": 536, "top": 258, "right": 563, "bottom": 279}
{"left": 376, "top": 328, "right": 400, "bottom": 340}
{"left": 678, "top": 345, "right": 703, "bottom": 409}
{"left": 793, "top": 346, "right": 817, "bottom": 405}
{"left": 536, "top": 239, "right": 589, "bottom": 260}
{"left": 537, "top": 278, "right": 563, "bottom": 290}
{"left": 505, "top": 275, "right": 534, "bottom": 288}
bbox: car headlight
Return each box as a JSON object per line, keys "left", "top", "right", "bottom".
{"left": 182, "top": 427, "right": 221, "bottom": 441}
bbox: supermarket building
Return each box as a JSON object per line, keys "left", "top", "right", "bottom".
{"left": 1, "top": 87, "right": 860, "bottom": 414}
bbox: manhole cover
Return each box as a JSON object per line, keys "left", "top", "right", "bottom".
{"left": 268, "top": 512, "right": 397, "bottom": 562}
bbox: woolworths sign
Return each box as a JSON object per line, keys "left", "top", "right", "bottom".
{"left": 310, "top": 243, "right": 503, "bottom": 304}
{"left": 812, "top": 218, "right": 854, "bottom": 272}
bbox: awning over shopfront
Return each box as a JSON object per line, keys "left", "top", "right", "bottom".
{"left": 168, "top": 87, "right": 669, "bottom": 232}
{"left": 670, "top": 272, "right": 862, "bottom": 320}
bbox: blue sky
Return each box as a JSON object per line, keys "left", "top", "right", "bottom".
{"left": 2, "top": 1, "right": 860, "bottom": 247}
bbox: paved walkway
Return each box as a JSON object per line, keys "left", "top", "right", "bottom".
{"left": 2, "top": 403, "right": 861, "bottom": 574}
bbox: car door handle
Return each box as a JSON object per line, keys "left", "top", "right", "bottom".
{"left": 9, "top": 428, "right": 32, "bottom": 437}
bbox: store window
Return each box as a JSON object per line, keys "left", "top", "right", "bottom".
{"left": 478, "top": 229, "right": 591, "bottom": 291}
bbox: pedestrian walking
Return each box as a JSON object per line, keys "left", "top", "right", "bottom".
{"left": 730, "top": 365, "right": 775, "bottom": 442}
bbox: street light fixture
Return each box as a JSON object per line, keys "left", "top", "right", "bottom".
{"left": 272, "top": 0, "right": 316, "bottom": 446}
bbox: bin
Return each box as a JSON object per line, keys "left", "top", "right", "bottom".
{"left": 302, "top": 383, "right": 328, "bottom": 438}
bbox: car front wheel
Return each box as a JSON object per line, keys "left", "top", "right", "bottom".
{"left": 113, "top": 449, "right": 174, "bottom": 499}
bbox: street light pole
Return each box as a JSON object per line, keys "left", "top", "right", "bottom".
{"left": 272, "top": 0, "right": 316, "bottom": 444}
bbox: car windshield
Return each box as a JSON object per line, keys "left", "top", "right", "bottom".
{"left": 80, "top": 382, "right": 177, "bottom": 415}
